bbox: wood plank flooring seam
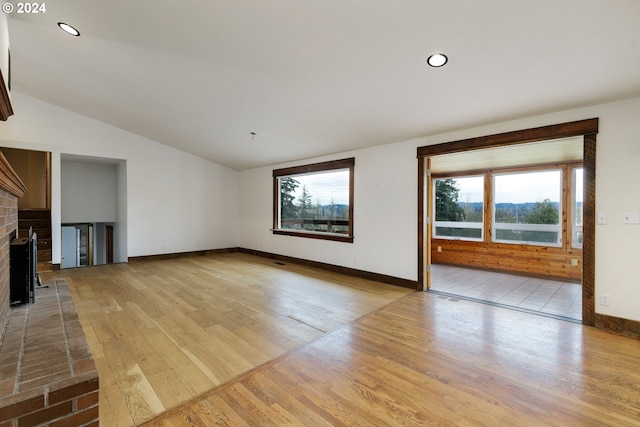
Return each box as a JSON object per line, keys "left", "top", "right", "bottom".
{"left": 138, "top": 290, "right": 418, "bottom": 426}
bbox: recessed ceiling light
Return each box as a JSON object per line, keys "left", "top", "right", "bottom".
{"left": 427, "top": 53, "right": 448, "bottom": 67}
{"left": 58, "top": 22, "right": 80, "bottom": 36}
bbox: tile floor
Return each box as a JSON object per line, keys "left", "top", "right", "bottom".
{"left": 430, "top": 264, "right": 582, "bottom": 321}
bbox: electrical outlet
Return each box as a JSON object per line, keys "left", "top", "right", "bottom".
{"left": 600, "top": 294, "right": 610, "bottom": 306}
{"left": 571, "top": 259, "right": 579, "bottom": 266}
{"left": 437, "top": 246, "right": 442, "bottom": 252}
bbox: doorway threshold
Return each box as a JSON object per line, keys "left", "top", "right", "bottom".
{"left": 427, "top": 289, "right": 582, "bottom": 324}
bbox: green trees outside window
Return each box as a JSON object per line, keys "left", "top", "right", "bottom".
{"left": 433, "top": 167, "right": 581, "bottom": 247}
{"left": 493, "top": 170, "right": 561, "bottom": 245}
{"left": 433, "top": 176, "right": 484, "bottom": 240}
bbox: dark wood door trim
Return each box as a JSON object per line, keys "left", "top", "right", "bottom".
{"left": 581, "top": 134, "right": 596, "bottom": 326}
{"left": 417, "top": 118, "right": 598, "bottom": 157}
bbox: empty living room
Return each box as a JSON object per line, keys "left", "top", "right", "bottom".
{"left": 2, "top": 1, "right": 640, "bottom": 426}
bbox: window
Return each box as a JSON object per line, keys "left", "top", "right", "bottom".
{"left": 273, "top": 158, "right": 354, "bottom": 242}
{"left": 572, "top": 167, "right": 583, "bottom": 248}
{"left": 433, "top": 175, "right": 484, "bottom": 241}
{"left": 493, "top": 169, "right": 562, "bottom": 246}
{"left": 432, "top": 165, "right": 582, "bottom": 249}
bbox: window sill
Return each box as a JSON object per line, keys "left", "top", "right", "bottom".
{"left": 433, "top": 236, "right": 484, "bottom": 242}
{"left": 273, "top": 229, "right": 354, "bottom": 243}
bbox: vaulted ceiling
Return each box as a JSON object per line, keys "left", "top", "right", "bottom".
{"left": 8, "top": 1, "right": 640, "bottom": 170}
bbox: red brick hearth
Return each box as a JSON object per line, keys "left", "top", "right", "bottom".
{"left": 0, "top": 152, "right": 99, "bottom": 426}
{"left": 0, "top": 280, "right": 99, "bottom": 427}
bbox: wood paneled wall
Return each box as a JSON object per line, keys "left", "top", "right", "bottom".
{"left": 432, "top": 240, "right": 582, "bottom": 281}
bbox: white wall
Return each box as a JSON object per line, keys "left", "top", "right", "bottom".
{"left": 61, "top": 159, "right": 118, "bottom": 223}
{"left": 2, "top": 89, "right": 639, "bottom": 323}
{"left": 239, "top": 140, "right": 418, "bottom": 281}
{"left": 0, "top": 92, "right": 239, "bottom": 261}
{"left": 239, "top": 96, "right": 640, "bottom": 322}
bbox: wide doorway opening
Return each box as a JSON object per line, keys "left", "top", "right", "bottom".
{"left": 429, "top": 146, "right": 583, "bottom": 321}
{"left": 417, "top": 119, "right": 598, "bottom": 326}
{"left": 60, "top": 154, "right": 127, "bottom": 268}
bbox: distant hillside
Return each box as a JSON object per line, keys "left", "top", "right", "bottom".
{"left": 457, "top": 201, "right": 569, "bottom": 224}
{"left": 308, "top": 204, "right": 349, "bottom": 219}
{"left": 459, "top": 201, "right": 564, "bottom": 210}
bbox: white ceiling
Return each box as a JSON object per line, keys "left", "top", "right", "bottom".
{"left": 8, "top": 1, "right": 640, "bottom": 170}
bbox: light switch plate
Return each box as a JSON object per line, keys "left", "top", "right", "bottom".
{"left": 597, "top": 212, "right": 607, "bottom": 224}
{"left": 622, "top": 211, "right": 639, "bottom": 224}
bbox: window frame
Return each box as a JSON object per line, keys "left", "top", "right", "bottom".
{"left": 432, "top": 174, "right": 485, "bottom": 242}
{"left": 431, "top": 162, "right": 583, "bottom": 249}
{"left": 492, "top": 168, "right": 563, "bottom": 247}
{"left": 272, "top": 157, "right": 354, "bottom": 243}
{"left": 571, "top": 166, "right": 584, "bottom": 249}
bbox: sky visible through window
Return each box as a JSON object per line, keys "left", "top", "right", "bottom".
{"left": 454, "top": 176, "right": 484, "bottom": 203}
{"left": 575, "top": 168, "right": 583, "bottom": 204}
{"left": 287, "top": 168, "right": 569, "bottom": 208}
{"left": 454, "top": 171, "right": 569, "bottom": 204}
{"left": 494, "top": 170, "right": 561, "bottom": 203}
{"left": 289, "top": 169, "right": 350, "bottom": 205}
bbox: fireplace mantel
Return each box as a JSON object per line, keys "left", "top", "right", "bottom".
{"left": 0, "top": 151, "right": 27, "bottom": 197}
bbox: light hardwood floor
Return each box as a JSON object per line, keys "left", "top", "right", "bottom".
{"left": 42, "top": 252, "right": 412, "bottom": 426}
{"left": 43, "top": 253, "right": 640, "bottom": 426}
{"left": 144, "top": 289, "right": 640, "bottom": 426}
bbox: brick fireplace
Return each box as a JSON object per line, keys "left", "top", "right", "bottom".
{"left": 0, "top": 152, "right": 26, "bottom": 333}
{"left": 0, "top": 152, "right": 99, "bottom": 426}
